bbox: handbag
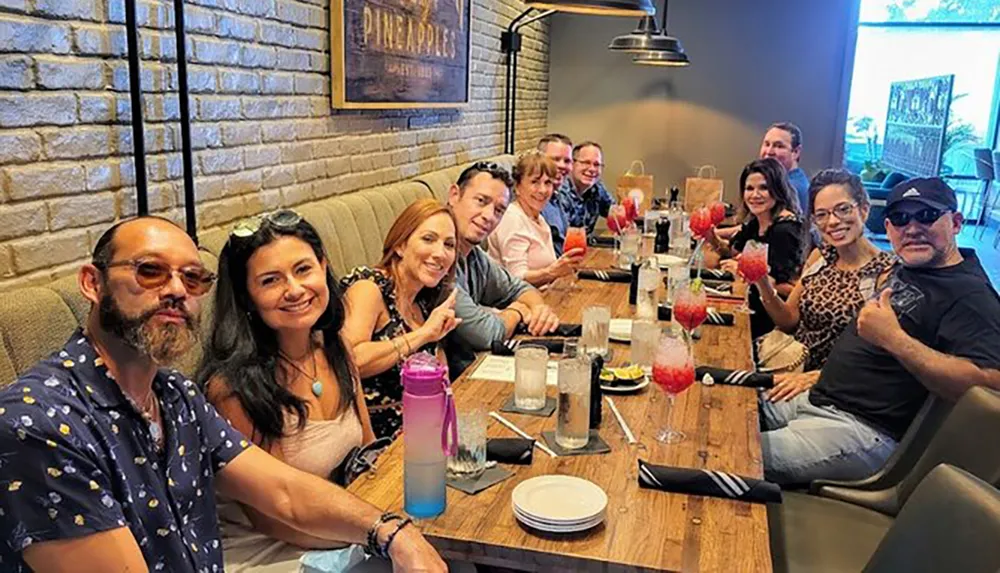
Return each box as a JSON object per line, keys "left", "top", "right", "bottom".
{"left": 329, "top": 436, "right": 393, "bottom": 487}
{"left": 754, "top": 329, "right": 808, "bottom": 373}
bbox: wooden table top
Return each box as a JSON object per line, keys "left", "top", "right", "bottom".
{"left": 349, "top": 249, "right": 771, "bottom": 572}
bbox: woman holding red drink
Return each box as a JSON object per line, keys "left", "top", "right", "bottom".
{"left": 706, "top": 158, "right": 807, "bottom": 339}
{"left": 752, "top": 169, "right": 895, "bottom": 402}
{"left": 488, "top": 152, "right": 585, "bottom": 287}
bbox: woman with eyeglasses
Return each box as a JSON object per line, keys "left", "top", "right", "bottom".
{"left": 487, "top": 151, "right": 586, "bottom": 287}
{"left": 707, "top": 158, "right": 808, "bottom": 340}
{"left": 197, "top": 210, "right": 378, "bottom": 569}
{"left": 340, "top": 199, "right": 462, "bottom": 441}
{"left": 752, "top": 169, "right": 896, "bottom": 402}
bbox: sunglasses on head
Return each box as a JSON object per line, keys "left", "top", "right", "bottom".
{"left": 230, "top": 209, "right": 303, "bottom": 239}
{"left": 99, "top": 259, "right": 217, "bottom": 296}
{"left": 886, "top": 208, "right": 947, "bottom": 228}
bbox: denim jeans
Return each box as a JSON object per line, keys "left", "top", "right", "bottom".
{"left": 760, "top": 391, "right": 897, "bottom": 485}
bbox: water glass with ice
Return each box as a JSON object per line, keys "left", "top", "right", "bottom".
{"left": 446, "top": 406, "right": 487, "bottom": 479}
{"left": 618, "top": 227, "right": 641, "bottom": 268}
{"left": 630, "top": 319, "right": 660, "bottom": 374}
{"left": 514, "top": 345, "right": 549, "bottom": 410}
{"left": 581, "top": 305, "right": 611, "bottom": 357}
{"left": 556, "top": 356, "right": 591, "bottom": 450}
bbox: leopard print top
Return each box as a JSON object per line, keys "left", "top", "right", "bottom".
{"left": 794, "top": 245, "right": 897, "bottom": 371}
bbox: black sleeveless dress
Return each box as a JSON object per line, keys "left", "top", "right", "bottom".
{"left": 340, "top": 267, "right": 437, "bottom": 440}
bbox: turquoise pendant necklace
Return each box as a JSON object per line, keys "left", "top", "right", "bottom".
{"left": 280, "top": 348, "right": 323, "bottom": 398}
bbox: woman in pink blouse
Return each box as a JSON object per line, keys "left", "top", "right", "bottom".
{"left": 488, "top": 151, "right": 585, "bottom": 287}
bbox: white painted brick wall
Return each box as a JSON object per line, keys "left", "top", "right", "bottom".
{"left": 0, "top": 0, "right": 550, "bottom": 290}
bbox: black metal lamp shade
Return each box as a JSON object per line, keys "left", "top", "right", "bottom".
{"left": 608, "top": 15, "right": 662, "bottom": 52}
{"left": 632, "top": 41, "right": 690, "bottom": 66}
{"left": 526, "top": 0, "right": 655, "bottom": 17}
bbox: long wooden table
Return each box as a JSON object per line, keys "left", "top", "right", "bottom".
{"left": 350, "top": 249, "right": 771, "bottom": 572}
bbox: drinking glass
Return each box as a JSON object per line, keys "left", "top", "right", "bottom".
{"left": 736, "top": 240, "right": 769, "bottom": 314}
{"left": 650, "top": 333, "right": 695, "bottom": 444}
{"left": 446, "top": 406, "right": 487, "bottom": 479}
{"left": 618, "top": 227, "right": 641, "bottom": 268}
{"left": 635, "top": 262, "right": 660, "bottom": 321}
{"left": 630, "top": 319, "right": 660, "bottom": 375}
{"left": 556, "top": 355, "right": 591, "bottom": 450}
{"left": 514, "top": 345, "right": 548, "bottom": 410}
{"left": 666, "top": 265, "right": 689, "bottom": 305}
{"left": 581, "top": 305, "right": 611, "bottom": 358}
{"left": 673, "top": 281, "right": 707, "bottom": 357}
{"left": 563, "top": 226, "right": 588, "bottom": 288}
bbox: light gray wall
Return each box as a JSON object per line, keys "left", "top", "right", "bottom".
{"left": 547, "top": 0, "right": 858, "bottom": 204}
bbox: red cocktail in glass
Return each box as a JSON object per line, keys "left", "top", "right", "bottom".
{"left": 607, "top": 204, "right": 629, "bottom": 235}
{"left": 564, "top": 226, "right": 588, "bottom": 256}
{"left": 651, "top": 334, "right": 695, "bottom": 444}
{"left": 689, "top": 207, "right": 714, "bottom": 240}
{"left": 736, "top": 240, "right": 769, "bottom": 314}
{"left": 673, "top": 282, "right": 708, "bottom": 354}
{"left": 709, "top": 201, "right": 727, "bottom": 225}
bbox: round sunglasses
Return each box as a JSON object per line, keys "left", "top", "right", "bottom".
{"left": 100, "top": 259, "right": 217, "bottom": 296}
{"left": 886, "top": 208, "right": 947, "bottom": 228}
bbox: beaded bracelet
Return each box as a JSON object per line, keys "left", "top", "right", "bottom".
{"left": 365, "top": 511, "right": 403, "bottom": 558}
{"left": 382, "top": 517, "right": 414, "bottom": 558}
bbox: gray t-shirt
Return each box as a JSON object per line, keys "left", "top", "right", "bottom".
{"left": 445, "top": 246, "right": 533, "bottom": 377}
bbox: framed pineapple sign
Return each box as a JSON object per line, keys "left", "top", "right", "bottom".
{"left": 331, "top": 0, "right": 472, "bottom": 109}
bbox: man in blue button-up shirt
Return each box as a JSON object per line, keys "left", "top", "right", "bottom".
{"left": 538, "top": 133, "right": 574, "bottom": 254}
{"left": 563, "top": 141, "right": 615, "bottom": 238}
{"left": 0, "top": 218, "right": 443, "bottom": 573}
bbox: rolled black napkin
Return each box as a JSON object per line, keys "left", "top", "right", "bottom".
{"left": 695, "top": 366, "right": 773, "bottom": 388}
{"left": 701, "top": 279, "right": 733, "bottom": 293}
{"left": 658, "top": 305, "right": 735, "bottom": 326}
{"left": 589, "top": 235, "right": 617, "bottom": 248}
{"left": 638, "top": 460, "right": 782, "bottom": 504}
{"left": 487, "top": 438, "right": 534, "bottom": 465}
{"left": 578, "top": 268, "right": 631, "bottom": 283}
{"left": 517, "top": 323, "right": 582, "bottom": 337}
{"left": 491, "top": 338, "right": 565, "bottom": 356}
{"left": 691, "top": 268, "right": 735, "bottom": 281}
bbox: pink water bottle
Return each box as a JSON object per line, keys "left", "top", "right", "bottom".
{"left": 401, "top": 352, "right": 457, "bottom": 518}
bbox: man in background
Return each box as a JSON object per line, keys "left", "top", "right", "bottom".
{"left": 564, "top": 141, "right": 615, "bottom": 239}
{"left": 537, "top": 133, "right": 574, "bottom": 254}
{"left": 760, "top": 122, "right": 809, "bottom": 215}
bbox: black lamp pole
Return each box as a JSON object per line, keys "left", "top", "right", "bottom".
{"left": 502, "top": 8, "right": 555, "bottom": 155}
{"left": 123, "top": 0, "right": 148, "bottom": 215}
{"left": 172, "top": 0, "right": 198, "bottom": 242}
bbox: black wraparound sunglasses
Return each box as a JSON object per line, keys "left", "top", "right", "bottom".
{"left": 886, "top": 208, "right": 948, "bottom": 228}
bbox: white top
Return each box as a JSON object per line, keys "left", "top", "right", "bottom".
{"left": 487, "top": 201, "right": 557, "bottom": 278}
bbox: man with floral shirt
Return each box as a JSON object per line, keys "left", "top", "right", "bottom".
{"left": 0, "top": 217, "right": 443, "bottom": 573}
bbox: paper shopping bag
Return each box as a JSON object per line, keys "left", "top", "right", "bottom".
{"left": 616, "top": 160, "right": 654, "bottom": 214}
{"left": 684, "top": 165, "right": 724, "bottom": 212}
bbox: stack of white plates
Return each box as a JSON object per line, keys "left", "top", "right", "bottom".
{"left": 511, "top": 475, "right": 608, "bottom": 533}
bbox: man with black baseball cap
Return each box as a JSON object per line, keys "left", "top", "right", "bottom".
{"left": 760, "top": 176, "right": 1000, "bottom": 485}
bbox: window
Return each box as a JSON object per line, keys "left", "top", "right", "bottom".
{"left": 843, "top": 0, "right": 1000, "bottom": 178}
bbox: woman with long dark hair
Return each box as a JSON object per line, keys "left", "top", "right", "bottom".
{"left": 341, "top": 199, "right": 461, "bottom": 440}
{"left": 197, "top": 210, "right": 376, "bottom": 570}
{"left": 707, "top": 158, "right": 807, "bottom": 339}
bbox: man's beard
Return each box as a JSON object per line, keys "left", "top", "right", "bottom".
{"left": 99, "top": 294, "right": 200, "bottom": 365}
